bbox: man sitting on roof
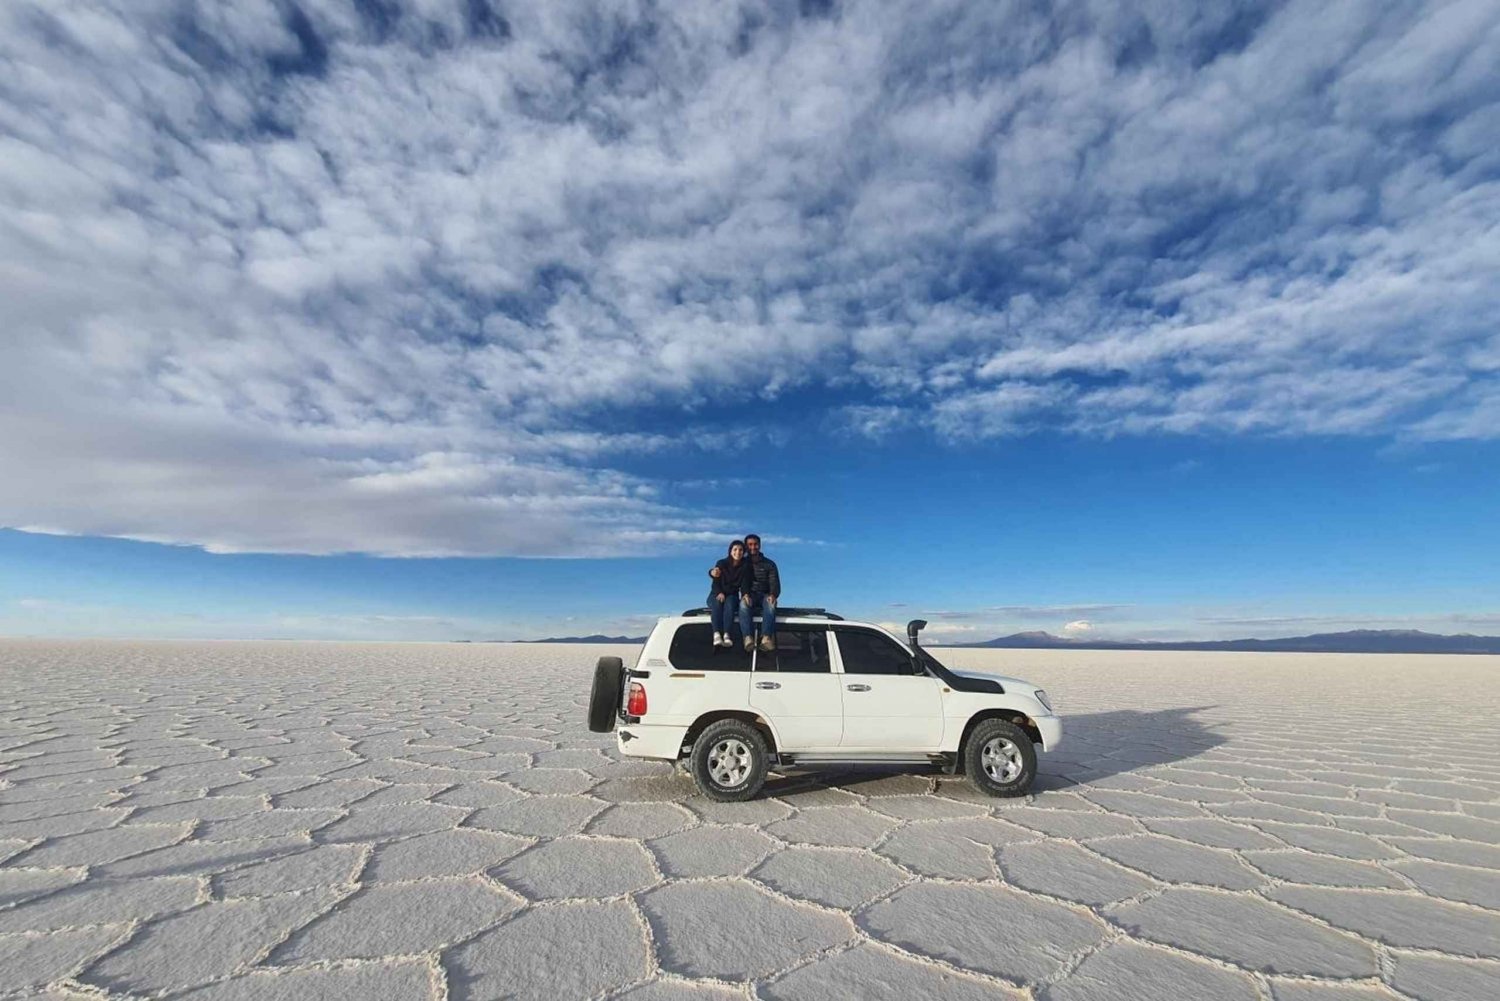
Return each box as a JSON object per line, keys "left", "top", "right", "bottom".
{"left": 737, "top": 534, "right": 780, "bottom": 652}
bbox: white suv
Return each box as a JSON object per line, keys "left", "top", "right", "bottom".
{"left": 587, "top": 607, "right": 1061, "bottom": 801}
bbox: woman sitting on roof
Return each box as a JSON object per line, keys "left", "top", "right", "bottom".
{"left": 708, "top": 539, "right": 749, "bottom": 648}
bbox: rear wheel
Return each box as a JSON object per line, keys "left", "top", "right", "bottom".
{"left": 963, "top": 718, "right": 1036, "bottom": 797}
{"left": 587, "top": 657, "right": 624, "bottom": 733}
{"left": 689, "top": 719, "right": 769, "bottom": 801}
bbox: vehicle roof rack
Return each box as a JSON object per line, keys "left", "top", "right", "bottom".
{"left": 681, "top": 606, "right": 844, "bottom": 620}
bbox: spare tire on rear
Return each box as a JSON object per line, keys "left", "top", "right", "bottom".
{"left": 587, "top": 656, "right": 625, "bottom": 733}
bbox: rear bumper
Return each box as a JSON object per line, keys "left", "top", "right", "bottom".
{"left": 1035, "top": 714, "right": 1063, "bottom": 752}
{"left": 616, "top": 723, "right": 689, "bottom": 761}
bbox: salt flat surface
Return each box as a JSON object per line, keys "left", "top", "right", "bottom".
{"left": 2, "top": 640, "right": 1498, "bottom": 1000}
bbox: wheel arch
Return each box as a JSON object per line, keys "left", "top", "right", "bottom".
{"left": 682, "top": 709, "right": 780, "bottom": 758}
{"left": 957, "top": 709, "right": 1042, "bottom": 761}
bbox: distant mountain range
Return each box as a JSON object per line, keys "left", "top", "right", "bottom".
{"left": 512, "top": 627, "right": 1500, "bottom": 653}
{"left": 957, "top": 629, "right": 1500, "bottom": 654}
{"left": 519, "top": 634, "right": 648, "bottom": 644}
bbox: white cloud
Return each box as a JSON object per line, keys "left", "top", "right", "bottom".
{"left": 833, "top": 404, "right": 909, "bottom": 439}
{"left": 1199, "top": 611, "right": 1500, "bottom": 631}
{"left": 925, "top": 604, "right": 1129, "bottom": 620}
{"left": 1, "top": 1, "right": 1497, "bottom": 555}
{"left": 878, "top": 605, "right": 1500, "bottom": 643}
{"left": 15, "top": 597, "right": 96, "bottom": 613}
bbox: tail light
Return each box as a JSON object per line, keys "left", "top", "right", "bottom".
{"left": 626, "top": 681, "right": 647, "bottom": 716}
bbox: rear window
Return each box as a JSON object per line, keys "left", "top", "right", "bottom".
{"left": 756, "top": 627, "right": 830, "bottom": 674}
{"left": 669, "top": 623, "right": 752, "bottom": 672}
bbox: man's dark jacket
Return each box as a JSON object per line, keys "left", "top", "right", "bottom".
{"left": 744, "top": 553, "right": 780, "bottom": 599}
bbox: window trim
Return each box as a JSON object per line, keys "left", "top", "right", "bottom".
{"left": 751, "top": 626, "right": 835, "bottom": 674}
{"left": 668, "top": 622, "right": 753, "bottom": 673}
{"left": 829, "top": 626, "right": 922, "bottom": 677}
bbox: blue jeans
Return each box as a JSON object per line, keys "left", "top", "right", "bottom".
{"left": 710, "top": 592, "right": 740, "bottom": 634}
{"left": 739, "top": 594, "right": 776, "bottom": 637}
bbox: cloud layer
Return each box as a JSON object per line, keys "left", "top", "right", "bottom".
{"left": 2, "top": 1, "right": 1496, "bottom": 554}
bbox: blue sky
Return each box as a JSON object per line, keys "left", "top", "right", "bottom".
{"left": 1, "top": 1, "right": 1497, "bottom": 641}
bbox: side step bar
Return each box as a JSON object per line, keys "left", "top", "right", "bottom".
{"left": 774, "top": 753, "right": 953, "bottom": 767}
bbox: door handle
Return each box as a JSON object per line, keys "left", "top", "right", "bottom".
{"left": 845, "top": 683, "right": 871, "bottom": 692}
{"left": 755, "top": 681, "right": 781, "bottom": 690}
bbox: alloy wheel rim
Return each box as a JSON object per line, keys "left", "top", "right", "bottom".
{"left": 981, "top": 737, "right": 1023, "bottom": 783}
{"left": 708, "top": 738, "right": 753, "bottom": 787}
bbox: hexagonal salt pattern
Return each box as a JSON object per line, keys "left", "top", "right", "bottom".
{"left": 2, "top": 640, "right": 1498, "bottom": 998}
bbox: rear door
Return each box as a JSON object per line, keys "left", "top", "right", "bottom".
{"left": 831, "top": 627, "right": 944, "bottom": 751}
{"left": 748, "top": 625, "right": 842, "bottom": 751}
{"left": 665, "top": 623, "right": 753, "bottom": 720}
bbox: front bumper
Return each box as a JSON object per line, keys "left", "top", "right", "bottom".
{"left": 1034, "top": 714, "right": 1063, "bottom": 752}
{"left": 616, "top": 723, "right": 689, "bottom": 761}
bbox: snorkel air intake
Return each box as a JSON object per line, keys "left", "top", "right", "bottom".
{"left": 907, "top": 619, "right": 928, "bottom": 649}
{"left": 907, "top": 618, "right": 1004, "bottom": 694}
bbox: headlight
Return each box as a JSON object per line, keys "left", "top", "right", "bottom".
{"left": 1034, "top": 690, "right": 1053, "bottom": 712}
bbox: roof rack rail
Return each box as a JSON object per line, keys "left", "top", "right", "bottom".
{"left": 682, "top": 606, "right": 844, "bottom": 620}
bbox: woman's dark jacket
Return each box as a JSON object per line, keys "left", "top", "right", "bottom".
{"left": 712, "top": 557, "right": 751, "bottom": 596}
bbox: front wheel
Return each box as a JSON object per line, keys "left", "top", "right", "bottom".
{"left": 689, "top": 719, "right": 769, "bottom": 802}
{"left": 963, "top": 718, "right": 1036, "bottom": 797}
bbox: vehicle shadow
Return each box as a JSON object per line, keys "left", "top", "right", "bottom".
{"left": 765, "top": 705, "right": 1227, "bottom": 801}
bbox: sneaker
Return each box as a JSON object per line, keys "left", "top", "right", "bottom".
{"left": 720, "top": 635, "right": 733, "bottom": 648}
{"left": 712, "top": 631, "right": 723, "bottom": 646}
{"left": 743, "top": 636, "right": 755, "bottom": 652}
{"left": 759, "top": 635, "right": 776, "bottom": 652}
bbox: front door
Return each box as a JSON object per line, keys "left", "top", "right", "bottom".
{"left": 832, "top": 627, "right": 945, "bottom": 751}
{"left": 748, "top": 626, "right": 842, "bottom": 751}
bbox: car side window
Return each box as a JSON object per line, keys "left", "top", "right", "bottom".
{"left": 756, "top": 627, "right": 830, "bottom": 674}
{"left": 669, "top": 623, "right": 752, "bottom": 672}
{"left": 835, "top": 628, "right": 917, "bottom": 676}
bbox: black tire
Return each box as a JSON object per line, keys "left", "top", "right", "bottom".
{"left": 587, "top": 657, "right": 625, "bottom": 733}
{"left": 963, "top": 718, "right": 1037, "bottom": 797}
{"left": 689, "top": 719, "right": 769, "bottom": 802}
